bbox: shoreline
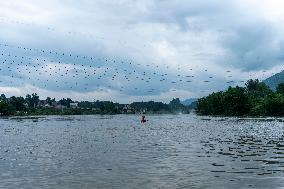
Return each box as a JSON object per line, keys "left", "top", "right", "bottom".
{"left": 2, "top": 113, "right": 283, "bottom": 120}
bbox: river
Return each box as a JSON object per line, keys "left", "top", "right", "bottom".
{"left": 0, "top": 114, "right": 283, "bottom": 189}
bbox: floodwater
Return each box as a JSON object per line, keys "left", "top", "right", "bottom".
{"left": 0, "top": 115, "right": 284, "bottom": 189}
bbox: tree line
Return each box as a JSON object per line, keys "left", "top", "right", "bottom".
{"left": 196, "top": 79, "right": 284, "bottom": 116}
{"left": 0, "top": 93, "right": 190, "bottom": 116}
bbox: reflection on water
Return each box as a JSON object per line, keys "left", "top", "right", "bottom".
{"left": 0, "top": 115, "right": 283, "bottom": 189}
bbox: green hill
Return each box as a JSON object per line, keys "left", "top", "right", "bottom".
{"left": 263, "top": 71, "right": 284, "bottom": 90}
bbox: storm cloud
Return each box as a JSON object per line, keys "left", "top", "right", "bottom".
{"left": 0, "top": 0, "right": 283, "bottom": 103}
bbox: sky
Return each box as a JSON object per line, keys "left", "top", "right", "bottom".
{"left": 0, "top": 0, "right": 284, "bottom": 103}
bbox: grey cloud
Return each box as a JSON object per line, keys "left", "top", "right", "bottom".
{"left": 0, "top": 0, "right": 283, "bottom": 102}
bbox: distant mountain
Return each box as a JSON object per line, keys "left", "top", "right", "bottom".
{"left": 181, "top": 98, "right": 198, "bottom": 106}
{"left": 263, "top": 71, "right": 284, "bottom": 90}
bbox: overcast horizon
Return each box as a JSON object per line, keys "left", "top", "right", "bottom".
{"left": 0, "top": 0, "right": 284, "bottom": 103}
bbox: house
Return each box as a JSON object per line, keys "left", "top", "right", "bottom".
{"left": 92, "top": 107, "right": 99, "bottom": 111}
{"left": 70, "top": 102, "right": 78, "bottom": 109}
{"left": 122, "top": 104, "right": 134, "bottom": 114}
{"left": 51, "top": 101, "right": 58, "bottom": 107}
{"left": 55, "top": 104, "right": 67, "bottom": 110}
{"left": 44, "top": 104, "right": 52, "bottom": 108}
{"left": 38, "top": 100, "right": 51, "bottom": 107}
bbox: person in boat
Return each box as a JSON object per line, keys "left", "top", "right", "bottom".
{"left": 141, "top": 114, "right": 147, "bottom": 123}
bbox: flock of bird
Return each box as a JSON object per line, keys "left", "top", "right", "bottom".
{"left": 0, "top": 17, "right": 281, "bottom": 95}
{"left": 0, "top": 42, "right": 248, "bottom": 93}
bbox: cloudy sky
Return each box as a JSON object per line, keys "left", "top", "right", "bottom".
{"left": 0, "top": 0, "right": 283, "bottom": 103}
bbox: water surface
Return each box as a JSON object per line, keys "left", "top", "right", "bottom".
{"left": 0, "top": 115, "right": 284, "bottom": 189}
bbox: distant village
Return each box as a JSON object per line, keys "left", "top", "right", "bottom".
{"left": 36, "top": 100, "right": 142, "bottom": 114}
{"left": 0, "top": 93, "right": 191, "bottom": 116}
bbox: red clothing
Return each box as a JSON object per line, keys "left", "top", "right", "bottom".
{"left": 141, "top": 115, "right": 146, "bottom": 123}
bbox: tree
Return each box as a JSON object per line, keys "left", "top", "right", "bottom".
{"left": 169, "top": 98, "right": 184, "bottom": 111}
{"left": 196, "top": 91, "right": 225, "bottom": 115}
{"left": 25, "top": 93, "right": 39, "bottom": 109}
{"left": 246, "top": 79, "right": 260, "bottom": 91}
{"left": 46, "top": 97, "right": 52, "bottom": 105}
{"left": 245, "top": 79, "right": 271, "bottom": 98}
{"left": 25, "top": 94, "right": 33, "bottom": 108}
{"left": 130, "top": 101, "right": 169, "bottom": 113}
{"left": 276, "top": 83, "right": 284, "bottom": 95}
{"left": 223, "top": 86, "right": 251, "bottom": 116}
{"left": 31, "top": 93, "right": 39, "bottom": 108}
{"left": 59, "top": 98, "right": 73, "bottom": 108}
{"left": 9, "top": 96, "right": 26, "bottom": 111}
{"left": 0, "top": 101, "right": 14, "bottom": 116}
{"left": 262, "top": 93, "right": 284, "bottom": 116}
{"left": 104, "top": 101, "right": 116, "bottom": 113}
{"left": 0, "top": 94, "right": 7, "bottom": 102}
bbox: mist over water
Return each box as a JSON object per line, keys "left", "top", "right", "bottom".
{"left": 0, "top": 115, "right": 284, "bottom": 189}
